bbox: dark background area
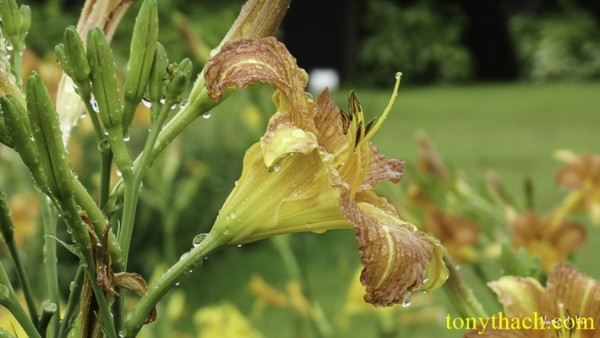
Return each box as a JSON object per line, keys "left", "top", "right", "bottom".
{"left": 282, "top": 0, "right": 600, "bottom": 81}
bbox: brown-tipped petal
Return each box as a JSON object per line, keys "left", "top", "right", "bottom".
{"left": 341, "top": 192, "right": 447, "bottom": 306}
{"left": 360, "top": 143, "right": 404, "bottom": 191}
{"left": 314, "top": 88, "right": 349, "bottom": 158}
{"left": 204, "top": 37, "right": 314, "bottom": 132}
{"left": 542, "top": 263, "right": 600, "bottom": 334}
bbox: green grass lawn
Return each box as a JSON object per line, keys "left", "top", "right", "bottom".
{"left": 145, "top": 81, "right": 599, "bottom": 337}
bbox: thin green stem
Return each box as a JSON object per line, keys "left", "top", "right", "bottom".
{"left": 72, "top": 175, "right": 122, "bottom": 270}
{"left": 122, "top": 233, "right": 222, "bottom": 336}
{"left": 58, "top": 267, "right": 83, "bottom": 338}
{"left": 118, "top": 100, "right": 174, "bottom": 269}
{"left": 59, "top": 199, "right": 117, "bottom": 338}
{"left": 80, "top": 90, "right": 114, "bottom": 209}
{"left": 0, "top": 262, "right": 40, "bottom": 338}
{"left": 442, "top": 252, "right": 487, "bottom": 318}
{"left": 3, "top": 213, "right": 39, "bottom": 328}
{"left": 41, "top": 195, "right": 60, "bottom": 338}
{"left": 11, "top": 49, "right": 24, "bottom": 89}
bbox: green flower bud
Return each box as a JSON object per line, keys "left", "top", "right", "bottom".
{"left": 18, "top": 4, "right": 30, "bottom": 36}
{"left": 0, "top": 95, "right": 51, "bottom": 195}
{"left": 148, "top": 42, "right": 167, "bottom": 103}
{"left": 165, "top": 58, "right": 192, "bottom": 100}
{"left": 87, "top": 28, "right": 122, "bottom": 130}
{"left": 26, "top": 72, "right": 73, "bottom": 200}
{"left": 0, "top": 192, "right": 15, "bottom": 241}
{"left": 0, "top": 0, "right": 22, "bottom": 38}
{"left": 122, "top": 0, "right": 158, "bottom": 130}
{"left": 0, "top": 109, "right": 13, "bottom": 147}
{"left": 62, "top": 26, "right": 90, "bottom": 85}
{"left": 55, "top": 43, "right": 73, "bottom": 77}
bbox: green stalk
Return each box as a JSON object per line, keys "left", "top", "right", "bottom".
{"left": 0, "top": 264, "right": 40, "bottom": 338}
{"left": 122, "top": 233, "right": 222, "bottom": 336}
{"left": 60, "top": 200, "right": 117, "bottom": 338}
{"left": 119, "top": 99, "right": 174, "bottom": 269}
{"left": 0, "top": 191, "right": 39, "bottom": 328}
{"left": 40, "top": 194, "right": 60, "bottom": 338}
{"left": 442, "top": 252, "right": 487, "bottom": 318}
{"left": 72, "top": 176, "right": 122, "bottom": 269}
{"left": 58, "top": 267, "right": 83, "bottom": 338}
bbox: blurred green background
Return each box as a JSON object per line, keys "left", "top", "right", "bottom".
{"left": 1, "top": 0, "right": 599, "bottom": 337}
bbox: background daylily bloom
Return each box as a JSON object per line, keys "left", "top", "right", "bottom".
{"left": 555, "top": 151, "right": 600, "bottom": 225}
{"left": 203, "top": 37, "right": 448, "bottom": 306}
{"left": 509, "top": 209, "right": 586, "bottom": 272}
{"left": 464, "top": 263, "right": 600, "bottom": 338}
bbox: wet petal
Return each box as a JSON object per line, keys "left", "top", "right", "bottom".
{"left": 341, "top": 192, "right": 447, "bottom": 306}
{"left": 260, "top": 112, "right": 318, "bottom": 169}
{"left": 204, "top": 37, "right": 314, "bottom": 132}
{"left": 360, "top": 144, "right": 404, "bottom": 191}
{"left": 542, "top": 263, "right": 600, "bottom": 332}
{"left": 488, "top": 276, "right": 544, "bottom": 318}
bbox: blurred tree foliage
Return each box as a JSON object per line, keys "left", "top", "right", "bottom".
{"left": 357, "top": 0, "right": 473, "bottom": 85}
{"left": 508, "top": 3, "right": 600, "bottom": 81}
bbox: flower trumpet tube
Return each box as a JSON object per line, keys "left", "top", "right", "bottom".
{"left": 203, "top": 37, "right": 448, "bottom": 306}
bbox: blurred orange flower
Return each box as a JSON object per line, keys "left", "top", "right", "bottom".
{"left": 555, "top": 150, "right": 600, "bottom": 225}
{"left": 509, "top": 209, "right": 585, "bottom": 272}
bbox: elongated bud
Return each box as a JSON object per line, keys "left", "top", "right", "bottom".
{"left": 0, "top": 95, "right": 52, "bottom": 195}
{"left": 0, "top": 192, "right": 15, "bottom": 241}
{"left": 60, "top": 26, "right": 90, "bottom": 85}
{"left": 165, "top": 58, "right": 192, "bottom": 100}
{"left": 18, "top": 4, "right": 30, "bottom": 36}
{"left": 0, "top": 0, "right": 22, "bottom": 38}
{"left": 26, "top": 72, "right": 73, "bottom": 200}
{"left": 148, "top": 42, "right": 167, "bottom": 103}
{"left": 0, "top": 110, "right": 12, "bottom": 147}
{"left": 87, "top": 28, "right": 122, "bottom": 130}
{"left": 122, "top": 0, "right": 158, "bottom": 130}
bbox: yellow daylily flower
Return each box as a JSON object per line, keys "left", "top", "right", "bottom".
{"left": 555, "top": 150, "right": 600, "bottom": 225}
{"left": 509, "top": 209, "right": 586, "bottom": 272}
{"left": 464, "top": 263, "right": 600, "bottom": 338}
{"left": 202, "top": 37, "right": 448, "bottom": 306}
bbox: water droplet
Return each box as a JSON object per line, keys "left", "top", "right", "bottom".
{"left": 228, "top": 211, "right": 237, "bottom": 220}
{"left": 402, "top": 292, "right": 412, "bottom": 308}
{"left": 180, "top": 252, "right": 189, "bottom": 261}
{"left": 6, "top": 43, "right": 13, "bottom": 51}
{"left": 80, "top": 112, "right": 87, "bottom": 119}
{"left": 141, "top": 98, "right": 152, "bottom": 108}
{"left": 179, "top": 100, "right": 187, "bottom": 108}
{"left": 193, "top": 233, "right": 208, "bottom": 247}
{"left": 29, "top": 136, "right": 35, "bottom": 142}
{"left": 160, "top": 98, "right": 166, "bottom": 104}
{"left": 118, "top": 329, "right": 127, "bottom": 338}
{"left": 90, "top": 99, "right": 99, "bottom": 112}
{"left": 116, "top": 170, "right": 122, "bottom": 177}
{"left": 123, "top": 134, "right": 130, "bottom": 142}
{"left": 422, "top": 271, "right": 429, "bottom": 285}
{"left": 175, "top": 281, "right": 180, "bottom": 286}
{"left": 237, "top": 244, "right": 242, "bottom": 248}
{"left": 202, "top": 112, "right": 211, "bottom": 119}
{"left": 273, "top": 163, "right": 281, "bottom": 172}
{"left": 170, "top": 103, "right": 177, "bottom": 109}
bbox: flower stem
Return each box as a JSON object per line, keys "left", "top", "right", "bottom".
{"left": 0, "top": 261, "right": 40, "bottom": 338}
{"left": 442, "top": 251, "right": 487, "bottom": 318}
{"left": 40, "top": 194, "right": 60, "bottom": 338}
{"left": 58, "top": 267, "right": 83, "bottom": 338}
{"left": 118, "top": 99, "right": 174, "bottom": 269}
{"left": 0, "top": 190, "right": 39, "bottom": 328}
{"left": 122, "top": 233, "right": 222, "bottom": 336}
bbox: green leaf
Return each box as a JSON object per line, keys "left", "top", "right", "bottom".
{"left": 499, "top": 242, "right": 542, "bottom": 279}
